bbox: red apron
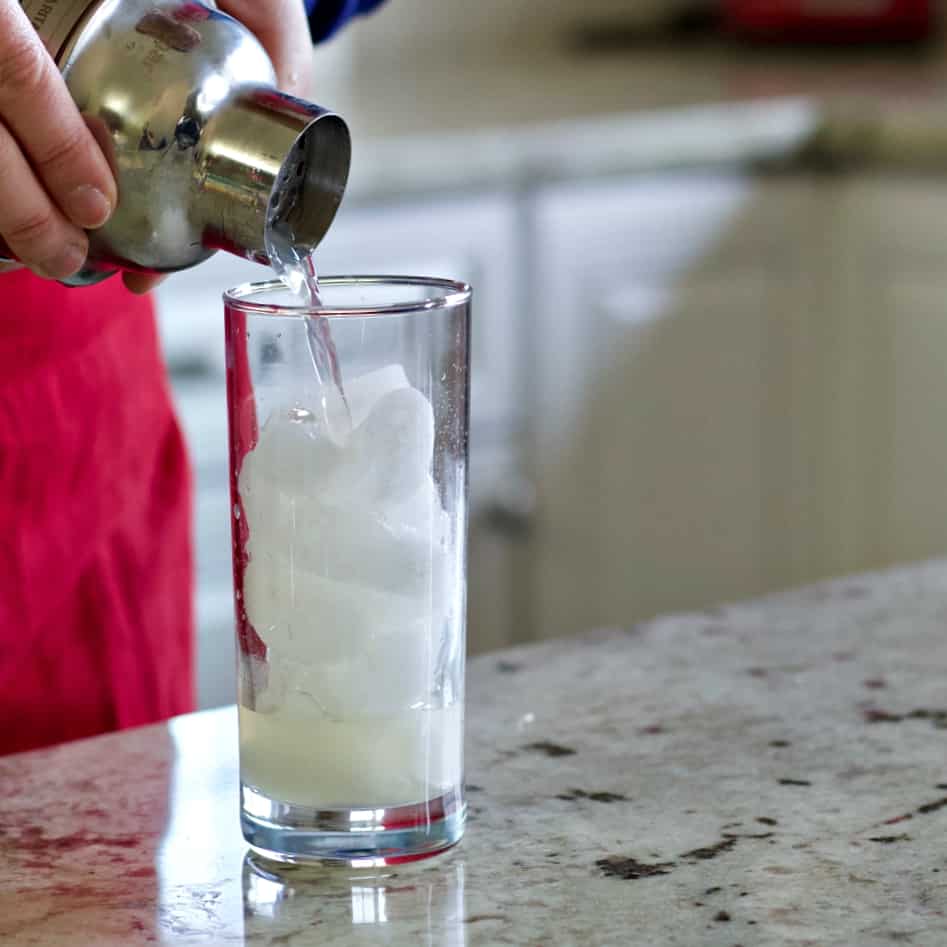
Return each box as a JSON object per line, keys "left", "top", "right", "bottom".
{"left": 0, "top": 271, "right": 194, "bottom": 755}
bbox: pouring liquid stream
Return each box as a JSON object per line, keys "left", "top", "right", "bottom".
{"left": 265, "top": 145, "right": 351, "bottom": 440}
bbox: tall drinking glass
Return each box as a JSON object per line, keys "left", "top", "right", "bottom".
{"left": 224, "top": 277, "right": 470, "bottom": 863}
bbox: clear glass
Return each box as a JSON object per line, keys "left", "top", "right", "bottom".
{"left": 224, "top": 277, "right": 470, "bottom": 864}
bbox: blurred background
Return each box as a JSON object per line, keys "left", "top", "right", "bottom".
{"left": 156, "top": 0, "right": 947, "bottom": 708}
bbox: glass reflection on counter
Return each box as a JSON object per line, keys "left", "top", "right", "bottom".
{"left": 351, "top": 883, "right": 387, "bottom": 925}
{"left": 243, "top": 851, "right": 466, "bottom": 944}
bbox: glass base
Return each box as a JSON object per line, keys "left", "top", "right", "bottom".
{"left": 241, "top": 784, "right": 466, "bottom": 864}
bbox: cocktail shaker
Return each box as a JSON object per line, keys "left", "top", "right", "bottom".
{"left": 13, "top": 0, "right": 350, "bottom": 286}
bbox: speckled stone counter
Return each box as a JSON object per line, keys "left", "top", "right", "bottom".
{"left": 4, "top": 561, "right": 947, "bottom": 945}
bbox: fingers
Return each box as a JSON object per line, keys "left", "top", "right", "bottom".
{"left": 217, "top": 0, "right": 314, "bottom": 96}
{"left": 0, "top": 121, "right": 88, "bottom": 279}
{"left": 0, "top": 4, "right": 116, "bottom": 280}
{"left": 123, "top": 272, "right": 167, "bottom": 295}
{"left": 0, "top": 10, "right": 116, "bottom": 231}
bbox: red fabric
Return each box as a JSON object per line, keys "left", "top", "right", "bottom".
{"left": 0, "top": 271, "right": 194, "bottom": 755}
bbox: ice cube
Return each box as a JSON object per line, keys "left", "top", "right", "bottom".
{"left": 245, "top": 554, "right": 423, "bottom": 657}
{"left": 344, "top": 364, "right": 410, "bottom": 428}
{"left": 238, "top": 365, "right": 455, "bottom": 719}
{"left": 239, "top": 403, "right": 343, "bottom": 497}
{"left": 321, "top": 386, "right": 435, "bottom": 510}
{"left": 290, "top": 617, "right": 435, "bottom": 718}
{"left": 244, "top": 565, "right": 435, "bottom": 716}
{"left": 243, "top": 366, "right": 428, "bottom": 510}
{"left": 244, "top": 492, "right": 448, "bottom": 604}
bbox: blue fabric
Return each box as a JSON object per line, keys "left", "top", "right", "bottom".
{"left": 307, "top": 0, "right": 385, "bottom": 43}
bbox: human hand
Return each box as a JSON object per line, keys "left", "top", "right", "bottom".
{"left": 0, "top": 1, "right": 116, "bottom": 281}
{"left": 217, "top": 0, "right": 314, "bottom": 97}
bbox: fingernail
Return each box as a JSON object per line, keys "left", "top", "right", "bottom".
{"left": 37, "top": 242, "right": 87, "bottom": 280}
{"left": 67, "top": 185, "right": 112, "bottom": 229}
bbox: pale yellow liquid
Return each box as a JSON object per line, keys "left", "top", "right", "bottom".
{"left": 239, "top": 703, "right": 463, "bottom": 809}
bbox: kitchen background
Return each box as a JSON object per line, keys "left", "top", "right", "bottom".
{"left": 154, "top": 0, "right": 947, "bottom": 709}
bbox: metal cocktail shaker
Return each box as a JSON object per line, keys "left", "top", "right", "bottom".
{"left": 14, "top": 0, "right": 351, "bottom": 286}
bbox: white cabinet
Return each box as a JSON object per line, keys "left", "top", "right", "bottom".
{"left": 821, "top": 177, "right": 947, "bottom": 576}
{"left": 525, "top": 171, "right": 947, "bottom": 642}
{"left": 527, "top": 174, "right": 823, "bottom": 640}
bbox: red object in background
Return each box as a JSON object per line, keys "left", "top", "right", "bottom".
{"left": 724, "top": 0, "right": 934, "bottom": 42}
{"left": 0, "top": 272, "right": 195, "bottom": 755}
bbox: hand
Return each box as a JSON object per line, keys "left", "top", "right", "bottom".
{"left": 217, "top": 0, "right": 315, "bottom": 97}
{"left": 124, "top": 0, "right": 314, "bottom": 295}
{"left": 0, "top": 2, "right": 116, "bottom": 282}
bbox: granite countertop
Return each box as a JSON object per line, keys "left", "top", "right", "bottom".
{"left": 4, "top": 561, "right": 947, "bottom": 945}
{"left": 336, "top": 39, "right": 947, "bottom": 201}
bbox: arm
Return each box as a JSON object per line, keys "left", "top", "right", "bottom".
{"left": 306, "top": 0, "right": 387, "bottom": 43}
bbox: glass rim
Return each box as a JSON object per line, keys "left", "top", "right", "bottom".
{"left": 223, "top": 276, "right": 471, "bottom": 318}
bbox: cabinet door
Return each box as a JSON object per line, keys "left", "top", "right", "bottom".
{"left": 529, "top": 174, "right": 820, "bottom": 640}
{"left": 467, "top": 446, "right": 534, "bottom": 654}
{"left": 824, "top": 177, "right": 947, "bottom": 574}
